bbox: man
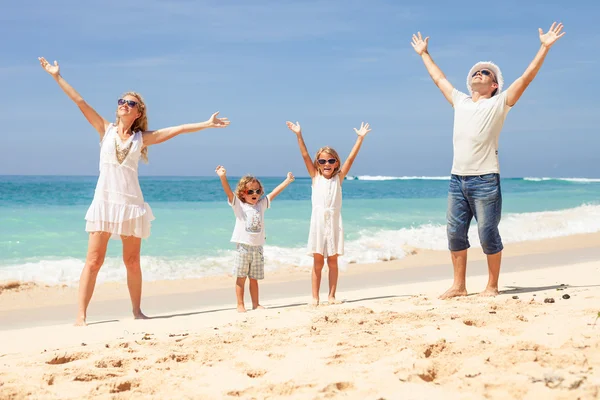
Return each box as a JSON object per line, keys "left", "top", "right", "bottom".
{"left": 411, "top": 22, "right": 565, "bottom": 299}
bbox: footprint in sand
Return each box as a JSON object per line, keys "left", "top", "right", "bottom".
{"left": 95, "top": 358, "right": 126, "bottom": 369}
{"left": 321, "top": 381, "right": 354, "bottom": 393}
{"left": 246, "top": 369, "right": 267, "bottom": 378}
{"left": 46, "top": 352, "right": 90, "bottom": 365}
{"left": 462, "top": 319, "right": 485, "bottom": 327}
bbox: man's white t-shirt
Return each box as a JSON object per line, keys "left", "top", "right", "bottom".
{"left": 451, "top": 89, "right": 512, "bottom": 176}
{"left": 229, "top": 196, "right": 270, "bottom": 246}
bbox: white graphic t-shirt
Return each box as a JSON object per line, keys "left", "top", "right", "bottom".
{"left": 229, "top": 196, "right": 270, "bottom": 246}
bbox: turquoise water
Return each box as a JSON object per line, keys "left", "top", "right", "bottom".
{"left": 1, "top": 175, "right": 600, "bottom": 284}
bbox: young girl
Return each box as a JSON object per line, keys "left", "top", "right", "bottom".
{"left": 286, "top": 120, "right": 372, "bottom": 306}
{"left": 39, "top": 57, "right": 230, "bottom": 326}
{"left": 216, "top": 166, "right": 294, "bottom": 312}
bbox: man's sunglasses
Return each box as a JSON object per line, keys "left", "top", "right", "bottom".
{"left": 472, "top": 70, "right": 497, "bottom": 82}
{"left": 246, "top": 189, "right": 262, "bottom": 195}
{"left": 317, "top": 158, "right": 337, "bottom": 165}
{"left": 118, "top": 98, "right": 139, "bottom": 107}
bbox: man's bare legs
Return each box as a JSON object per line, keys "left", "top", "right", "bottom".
{"left": 479, "top": 251, "right": 501, "bottom": 296}
{"left": 122, "top": 235, "right": 148, "bottom": 319}
{"left": 76, "top": 232, "right": 111, "bottom": 326}
{"left": 326, "top": 255, "right": 340, "bottom": 304}
{"left": 440, "top": 249, "right": 502, "bottom": 299}
{"left": 439, "top": 249, "right": 468, "bottom": 299}
{"left": 311, "top": 253, "right": 325, "bottom": 306}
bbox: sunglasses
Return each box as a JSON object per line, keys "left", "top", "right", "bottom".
{"left": 246, "top": 189, "right": 262, "bottom": 195}
{"left": 118, "top": 98, "right": 139, "bottom": 107}
{"left": 472, "top": 69, "right": 497, "bottom": 82}
{"left": 317, "top": 158, "right": 337, "bottom": 165}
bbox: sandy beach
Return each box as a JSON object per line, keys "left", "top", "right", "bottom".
{"left": 1, "top": 233, "right": 599, "bottom": 399}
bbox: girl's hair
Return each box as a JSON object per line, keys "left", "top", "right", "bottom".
{"left": 235, "top": 175, "right": 264, "bottom": 203}
{"left": 313, "top": 146, "right": 342, "bottom": 177}
{"left": 115, "top": 91, "right": 149, "bottom": 163}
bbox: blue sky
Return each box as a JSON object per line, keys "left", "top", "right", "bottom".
{"left": 1, "top": 0, "right": 598, "bottom": 178}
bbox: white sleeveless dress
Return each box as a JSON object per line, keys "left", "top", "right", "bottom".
{"left": 84, "top": 124, "right": 155, "bottom": 239}
{"left": 307, "top": 174, "right": 344, "bottom": 257}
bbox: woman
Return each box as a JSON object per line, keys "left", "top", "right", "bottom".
{"left": 38, "top": 57, "right": 230, "bottom": 326}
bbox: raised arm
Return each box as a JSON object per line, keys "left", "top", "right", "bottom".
{"left": 143, "top": 112, "right": 230, "bottom": 146}
{"left": 411, "top": 33, "right": 455, "bottom": 105}
{"left": 216, "top": 165, "right": 235, "bottom": 204}
{"left": 38, "top": 57, "right": 109, "bottom": 138}
{"left": 506, "top": 22, "right": 566, "bottom": 107}
{"left": 286, "top": 121, "right": 317, "bottom": 178}
{"left": 339, "top": 122, "right": 371, "bottom": 180}
{"left": 267, "top": 173, "right": 295, "bottom": 202}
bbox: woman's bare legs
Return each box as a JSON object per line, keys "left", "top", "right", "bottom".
{"left": 76, "top": 232, "right": 111, "bottom": 326}
{"left": 121, "top": 235, "right": 148, "bottom": 320}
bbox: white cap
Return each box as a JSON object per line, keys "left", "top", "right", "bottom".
{"left": 467, "top": 61, "right": 504, "bottom": 96}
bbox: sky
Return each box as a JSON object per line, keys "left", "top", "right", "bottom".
{"left": 1, "top": 0, "right": 598, "bottom": 178}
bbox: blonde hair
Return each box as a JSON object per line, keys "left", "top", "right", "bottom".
{"left": 313, "top": 146, "right": 342, "bottom": 177}
{"left": 115, "top": 91, "right": 149, "bottom": 163}
{"left": 235, "top": 175, "right": 264, "bottom": 203}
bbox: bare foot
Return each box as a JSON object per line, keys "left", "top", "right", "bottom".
{"left": 74, "top": 316, "right": 87, "bottom": 327}
{"left": 439, "top": 286, "right": 468, "bottom": 300}
{"left": 309, "top": 298, "right": 319, "bottom": 307}
{"left": 252, "top": 305, "right": 265, "bottom": 310}
{"left": 478, "top": 287, "right": 499, "bottom": 297}
{"left": 328, "top": 297, "right": 342, "bottom": 305}
{"left": 237, "top": 305, "right": 247, "bottom": 313}
{"left": 133, "top": 311, "right": 149, "bottom": 320}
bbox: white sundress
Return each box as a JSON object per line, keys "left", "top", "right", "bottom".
{"left": 307, "top": 174, "right": 344, "bottom": 257}
{"left": 84, "top": 124, "right": 155, "bottom": 239}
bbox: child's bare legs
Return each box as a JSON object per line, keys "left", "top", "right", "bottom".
{"left": 235, "top": 277, "right": 247, "bottom": 312}
{"left": 76, "top": 232, "right": 111, "bottom": 326}
{"left": 121, "top": 235, "right": 148, "bottom": 320}
{"left": 249, "top": 278, "right": 264, "bottom": 310}
{"left": 311, "top": 253, "right": 325, "bottom": 305}
{"left": 327, "top": 255, "right": 340, "bottom": 303}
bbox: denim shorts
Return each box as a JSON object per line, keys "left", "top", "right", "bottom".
{"left": 446, "top": 174, "right": 503, "bottom": 255}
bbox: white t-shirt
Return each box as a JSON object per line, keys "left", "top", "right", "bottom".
{"left": 451, "top": 89, "right": 512, "bottom": 176}
{"left": 229, "top": 196, "right": 270, "bottom": 246}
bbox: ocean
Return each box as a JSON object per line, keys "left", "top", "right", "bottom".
{"left": 1, "top": 175, "right": 600, "bottom": 285}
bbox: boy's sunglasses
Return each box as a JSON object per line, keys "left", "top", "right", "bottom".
{"left": 118, "top": 98, "right": 139, "bottom": 107}
{"left": 472, "top": 69, "right": 496, "bottom": 82}
{"left": 317, "top": 158, "right": 337, "bottom": 165}
{"left": 246, "top": 189, "right": 262, "bottom": 195}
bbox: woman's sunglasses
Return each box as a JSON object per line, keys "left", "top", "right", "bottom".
{"left": 246, "top": 189, "right": 262, "bottom": 195}
{"left": 118, "top": 98, "right": 139, "bottom": 107}
{"left": 317, "top": 158, "right": 337, "bottom": 165}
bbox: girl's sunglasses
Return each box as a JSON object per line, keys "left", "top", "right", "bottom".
{"left": 317, "top": 158, "right": 337, "bottom": 165}
{"left": 246, "top": 189, "right": 262, "bottom": 195}
{"left": 118, "top": 98, "right": 139, "bottom": 107}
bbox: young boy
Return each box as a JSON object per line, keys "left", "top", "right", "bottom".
{"left": 216, "top": 166, "right": 294, "bottom": 312}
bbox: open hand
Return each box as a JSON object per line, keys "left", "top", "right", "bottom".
{"left": 286, "top": 121, "right": 302, "bottom": 135}
{"left": 411, "top": 32, "right": 429, "bottom": 55}
{"left": 539, "top": 22, "right": 565, "bottom": 48}
{"left": 207, "top": 112, "right": 230, "bottom": 128}
{"left": 215, "top": 165, "right": 227, "bottom": 177}
{"left": 38, "top": 57, "right": 60, "bottom": 77}
{"left": 354, "top": 122, "right": 371, "bottom": 137}
{"left": 287, "top": 172, "right": 295, "bottom": 182}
